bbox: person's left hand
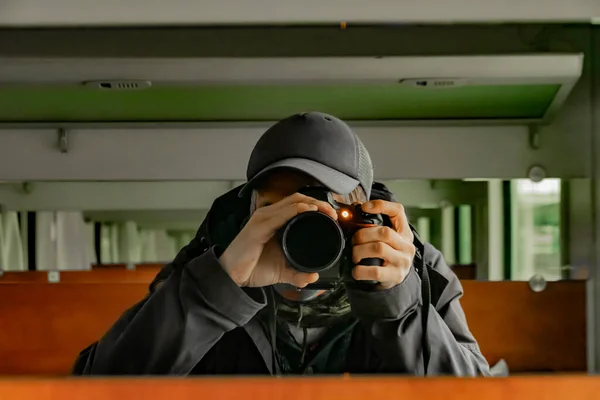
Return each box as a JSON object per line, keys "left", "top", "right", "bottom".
{"left": 351, "top": 200, "right": 416, "bottom": 290}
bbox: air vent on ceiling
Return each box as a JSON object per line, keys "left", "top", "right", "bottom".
{"left": 399, "top": 78, "right": 468, "bottom": 88}
{"left": 83, "top": 80, "right": 152, "bottom": 90}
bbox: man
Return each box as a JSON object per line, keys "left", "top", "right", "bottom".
{"left": 72, "top": 112, "right": 490, "bottom": 376}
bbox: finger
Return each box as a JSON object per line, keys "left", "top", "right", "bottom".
{"left": 353, "top": 226, "right": 407, "bottom": 250}
{"left": 352, "top": 265, "right": 398, "bottom": 283}
{"left": 279, "top": 267, "right": 319, "bottom": 288}
{"left": 352, "top": 241, "right": 404, "bottom": 266}
{"left": 276, "top": 192, "right": 338, "bottom": 220}
{"left": 361, "top": 199, "right": 404, "bottom": 219}
{"left": 284, "top": 193, "right": 337, "bottom": 220}
{"left": 361, "top": 200, "right": 410, "bottom": 233}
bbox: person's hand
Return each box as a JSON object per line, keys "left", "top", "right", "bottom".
{"left": 351, "top": 200, "right": 416, "bottom": 290}
{"left": 219, "top": 192, "right": 338, "bottom": 288}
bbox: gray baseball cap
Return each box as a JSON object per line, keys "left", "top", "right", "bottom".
{"left": 239, "top": 112, "right": 374, "bottom": 199}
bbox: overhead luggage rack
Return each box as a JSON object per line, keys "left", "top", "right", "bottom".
{"left": 0, "top": 54, "right": 583, "bottom": 126}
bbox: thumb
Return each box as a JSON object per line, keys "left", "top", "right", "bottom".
{"left": 279, "top": 267, "right": 319, "bottom": 288}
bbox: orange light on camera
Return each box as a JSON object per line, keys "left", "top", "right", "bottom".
{"left": 341, "top": 210, "right": 351, "bottom": 219}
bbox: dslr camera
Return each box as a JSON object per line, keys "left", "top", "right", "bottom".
{"left": 279, "top": 186, "right": 390, "bottom": 290}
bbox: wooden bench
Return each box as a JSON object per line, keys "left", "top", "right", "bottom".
{"left": 0, "top": 375, "right": 598, "bottom": 400}
{"left": 0, "top": 263, "right": 164, "bottom": 284}
{"left": 0, "top": 268, "right": 160, "bottom": 284}
{"left": 92, "top": 263, "right": 165, "bottom": 270}
{"left": 0, "top": 276, "right": 587, "bottom": 375}
{"left": 461, "top": 280, "right": 586, "bottom": 372}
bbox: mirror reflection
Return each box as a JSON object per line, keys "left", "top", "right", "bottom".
{"left": 0, "top": 178, "right": 582, "bottom": 282}
{"left": 0, "top": 180, "right": 589, "bottom": 379}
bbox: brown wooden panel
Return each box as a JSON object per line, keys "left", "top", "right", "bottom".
{"left": 136, "top": 263, "right": 167, "bottom": 269}
{"left": 451, "top": 264, "right": 476, "bottom": 279}
{"left": 0, "top": 280, "right": 587, "bottom": 375}
{"left": 91, "top": 263, "right": 128, "bottom": 268}
{"left": 0, "top": 376, "right": 599, "bottom": 400}
{"left": 0, "top": 283, "right": 148, "bottom": 375}
{"left": 0, "top": 269, "right": 160, "bottom": 284}
{"left": 92, "top": 263, "right": 165, "bottom": 269}
{"left": 461, "top": 280, "right": 587, "bottom": 372}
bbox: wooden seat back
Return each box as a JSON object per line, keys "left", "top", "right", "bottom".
{"left": 0, "top": 271, "right": 587, "bottom": 375}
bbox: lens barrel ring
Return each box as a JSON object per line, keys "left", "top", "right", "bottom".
{"left": 281, "top": 211, "right": 345, "bottom": 273}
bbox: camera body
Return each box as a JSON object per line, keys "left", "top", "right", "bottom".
{"left": 280, "top": 186, "right": 389, "bottom": 290}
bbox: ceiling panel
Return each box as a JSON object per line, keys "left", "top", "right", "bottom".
{"left": 0, "top": 0, "right": 597, "bottom": 27}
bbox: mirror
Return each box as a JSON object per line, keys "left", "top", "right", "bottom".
{"left": 0, "top": 178, "right": 589, "bottom": 282}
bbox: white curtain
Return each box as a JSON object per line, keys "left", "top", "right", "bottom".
{"left": 118, "top": 221, "right": 142, "bottom": 264}
{"left": 0, "top": 212, "right": 25, "bottom": 271}
{"left": 98, "top": 223, "right": 181, "bottom": 264}
{"left": 100, "top": 224, "right": 113, "bottom": 264}
{"left": 37, "top": 211, "right": 95, "bottom": 271}
{"left": 139, "top": 229, "right": 177, "bottom": 263}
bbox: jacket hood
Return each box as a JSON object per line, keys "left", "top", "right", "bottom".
{"left": 149, "top": 184, "right": 250, "bottom": 291}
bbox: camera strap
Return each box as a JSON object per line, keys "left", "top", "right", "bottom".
{"left": 410, "top": 225, "right": 431, "bottom": 376}
{"left": 371, "top": 182, "right": 431, "bottom": 375}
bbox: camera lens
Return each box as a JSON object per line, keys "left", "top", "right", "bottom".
{"left": 281, "top": 212, "right": 344, "bottom": 273}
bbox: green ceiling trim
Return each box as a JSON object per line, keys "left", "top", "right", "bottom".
{"left": 0, "top": 84, "right": 560, "bottom": 122}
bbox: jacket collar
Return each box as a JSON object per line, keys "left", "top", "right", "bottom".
{"left": 201, "top": 184, "right": 250, "bottom": 250}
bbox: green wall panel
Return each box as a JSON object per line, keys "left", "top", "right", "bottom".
{"left": 0, "top": 84, "right": 560, "bottom": 122}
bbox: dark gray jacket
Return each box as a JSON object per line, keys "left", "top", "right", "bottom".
{"left": 72, "top": 184, "right": 490, "bottom": 376}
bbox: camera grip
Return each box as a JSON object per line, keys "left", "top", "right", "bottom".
{"left": 357, "top": 257, "right": 382, "bottom": 286}
{"left": 352, "top": 213, "right": 391, "bottom": 287}
{"left": 360, "top": 257, "right": 384, "bottom": 267}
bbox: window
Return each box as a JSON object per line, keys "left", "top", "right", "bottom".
{"left": 510, "top": 179, "right": 561, "bottom": 281}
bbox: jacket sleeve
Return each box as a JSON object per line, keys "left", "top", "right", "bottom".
{"left": 346, "top": 244, "right": 491, "bottom": 376}
{"left": 72, "top": 247, "right": 266, "bottom": 375}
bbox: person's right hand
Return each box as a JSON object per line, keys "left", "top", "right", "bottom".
{"left": 218, "top": 192, "right": 337, "bottom": 288}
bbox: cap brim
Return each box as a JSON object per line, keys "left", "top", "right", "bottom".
{"left": 238, "top": 158, "right": 359, "bottom": 198}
